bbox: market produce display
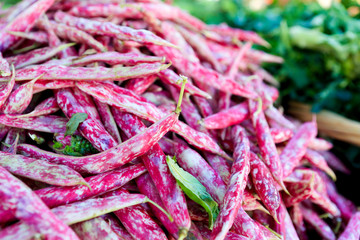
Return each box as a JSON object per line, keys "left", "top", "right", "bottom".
{"left": 0, "top": 0, "right": 359, "bottom": 239}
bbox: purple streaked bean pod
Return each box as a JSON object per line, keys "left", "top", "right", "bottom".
{"left": 0, "top": 115, "right": 67, "bottom": 133}
{"left": 1, "top": 74, "right": 40, "bottom": 114}
{"left": 0, "top": 165, "right": 79, "bottom": 240}
{"left": 318, "top": 151, "right": 351, "bottom": 174}
{"left": 136, "top": 173, "right": 181, "bottom": 238}
{"left": 111, "top": 109, "right": 191, "bottom": 233}
{"left": 300, "top": 205, "right": 336, "bottom": 240}
{"left": 2, "top": 0, "right": 38, "bottom": 23}
{"left": 0, "top": 151, "right": 87, "bottom": 187}
{"left": 5, "top": 43, "right": 74, "bottom": 69}
{"left": 1, "top": 194, "right": 170, "bottom": 240}
{"left": 211, "top": 126, "right": 250, "bottom": 240}
{"left": 54, "top": 11, "right": 177, "bottom": 48}
{"left": 33, "top": 80, "right": 76, "bottom": 94}
{"left": 204, "top": 153, "right": 231, "bottom": 185}
{"left": 0, "top": 65, "right": 15, "bottom": 108}
{"left": 309, "top": 190, "right": 341, "bottom": 217}
{"left": 102, "top": 214, "right": 134, "bottom": 240}
{"left": 56, "top": 88, "right": 116, "bottom": 151}
{"left": 0, "top": 53, "right": 11, "bottom": 77}
{"left": 0, "top": 62, "right": 170, "bottom": 82}
{"left": 1, "top": 128, "right": 22, "bottom": 153}
{"left": 269, "top": 128, "right": 293, "bottom": 143}
{"left": 249, "top": 99, "right": 285, "bottom": 191}
{"left": 142, "top": 91, "right": 175, "bottom": 106}
{"left": 71, "top": 217, "right": 121, "bottom": 240}
{"left": 283, "top": 172, "right": 314, "bottom": 207}
{"left": 303, "top": 149, "right": 336, "bottom": 180}
{"left": 290, "top": 204, "right": 308, "bottom": 240}
{"left": 338, "top": 211, "right": 360, "bottom": 240}
{"left": 104, "top": 189, "right": 168, "bottom": 240}
{"left": 76, "top": 81, "right": 230, "bottom": 159}
{"left": 94, "top": 99, "right": 122, "bottom": 143}
{"left": 158, "top": 69, "right": 211, "bottom": 99}
{"left": 17, "top": 96, "right": 59, "bottom": 118}
{"left": 71, "top": 51, "right": 164, "bottom": 66}
{"left": 264, "top": 105, "right": 296, "bottom": 130}
{"left": 249, "top": 152, "right": 281, "bottom": 222}
{"left": 125, "top": 75, "right": 158, "bottom": 95}
{"left": 308, "top": 138, "right": 333, "bottom": 151}
{"left": 0, "top": 163, "right": 146, "bottom": 225}
{"left": 16, "top": 110, "right": 177, "bottom": 174}
{"left": 0, "top": 0, "right": 55, "bottom": 51}
{"left": 6, "top": 31, "right": 49, "bottom": 44}
{"left": 280, "top": 121, "right": 318, "bottom": 178}
{"left": 232, "top": 207, "right": 267, "bottom": 240}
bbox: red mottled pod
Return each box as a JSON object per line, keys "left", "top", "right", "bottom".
{"left": 104, "top": 189, "right": 168, "bottom": 240}
{"left": 270, "top": 128, "right": 293, "bottom": 143}
{"left": 232, "top": 208, "right": 267, "bottom": 240}
{"left": 0, "top": 151, "right": 87, "bottom": 187}
{"left": 319, "top": 151, "right": 351, "bottom": 174}
{"left": 264, "top": 105, "right": 296, "bottom": 130}
{"left": 0, "top": 166, "right": 79, "bottom": 239}
{"left": 280, "top": 121, "right": 317, "bottom": 178}
{"left": 125, "top": 75, "right": 158, "bottom": 95}
{"left": 249, "top": 152, "right": 281, "bottom": 222}
{"left": 211, "top": 126, "right": 250, "bottom": 240}
{"left": 7, "top": 31, "right": 48, "bottom": 44}
{"left": 0, "top": 62, "right": 170, "bottom": 82}
{"left": 303, "top": 149, "right": 336, "bottom": 180}
{"left": 290, "top": 204, "right": 308, "bottom": 240}
{"left": 300, "top": 205, "right": 336, "bottom": 240}
{"left": 0, "top": 65, "right": 15, "bottom": 108}
{"left": 33, "top": 80, "right": 76, "bottom": 94}
{"left": 0, "top": 0, "right": 55, "bottom": 51}
{"left": 308, "top": 138, "right": 333, "bottom": 151}
{"left": 111, "top": 109, "right": 191, "bottom": 233}
{"left": 101, "top": 214, "right": 134, "bottom": 240}
{"left": 17, "top": 97, "right": 59, "bottom": 118}
{"left": 338, "top": 211, "right": 360, "bottom": 240}
{"left": 0, "top": 115, "right": 68, "bottom": 133}
{"left": 71, "top": 217, "right": 121, "bottom": 240}
{"left": 0, "top": 53, "right": 11, "bottom": 77}
{"left": 54, "top": 11, "right": 176, "bottom": 48}
{"left": 249, "top": 99, "right": 285, "bottom": 191}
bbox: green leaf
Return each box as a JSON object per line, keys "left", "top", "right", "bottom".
{"left": 65, "top": 113, "right": 88, "bottom": 136}
{"left": 166, "top": 155, "right": 219, "bottom": 229}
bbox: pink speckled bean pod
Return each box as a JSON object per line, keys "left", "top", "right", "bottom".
{"left": 300, "top": 205, "right": 336, "bottom": 240}
{"left": 72, "top": 217, "right": 121, "bottom": 240}
{"left": 148, "top": 44, "right": 257, "bottom": 99}
{"left": 308, "top": 138, "right": 333, "bottom": 151}
{"left": 283, "top": 172, "right": 314, "bottom": 207}
{"left": 187, "top": 199, "right": 209, "bottom": 221}
{"left": 33, "top": 80, "right": 76, "bottom": 94}
{"left": 290, "top": 204, "right": 308, "bottom": 240}
{"left": 319, "top": 151, "right": 351, "bottom": 174}
{"left": 277, "top": 203, "right": 300, "bottom": 240}
{"left": 2, "top": 0, "right": 38, "bottom": 23}
{"left": 0, "top": 53, "right": 11, "bottom": 77}
{"left": 5, "top": 43, "right": 74, "bottom": 69}
{"left": 1, "top": 75, "right": 39, "bottom": 114}
{"left": 280, "top": 121, "right": 318, "bottom": 178}
{"left": 111, "top": 109, "right": 191, "bottom": 233}
{"left": 94, "top": 99, "right": 122, "bottom": 143}
{"left": 16, "top": 110, "right": 177, "bottom": 174}
{"left": 1, "top": 128, "right": 23, "bottom": 153}
{"left": 201, "top": 88, "right": 279, "bottom": 130}
{"left": 269, "top": 128, "right": 293, "bottom": 143}
{"left": 0, "top": 62, "right": 170, "bottom": 82}
{"left": 249, "top": 152, "right": 281, "bottom": 222}
{"left": 211, "top": 126, "right": 250, "bottom": 240}
{"left": 264, "top": 105, "right": 296, "bottom": 130}
{"left": 158, "top": 69, "right": 211, "bottom": 99}
{"left": 309, "top": 190, "right": 340, "bottom": 217}
{"left": 225, "top": 42, "right": 252, "bottom": 78}
{"left": 0, "top": 125, "right": 10, "bottom": 142}
{"left": 71, "top": 51, "right": 164, "bottom": 66}
{"left": 338, "top": 211, "right": 360, "bottom": 240}
{"left": 17, "top": 96, "right": 59, "bottom": 118}
{"left": 232, "top": 207, "right": 267, "bottom": 240}
{"left": 0, "top": 163, "right": 146, "bottom": 225}
{"left": 104, "top": 189, "right": 168, "bottom": 240}
{"left": 206, "top": 24, "right": 268, "bottom": 46}
{"left": 102, "top": 214, "right": 134, "bottom": 240}
{"left": 0, "top": 151, "right": 87, "bottom": 187}
{"left": 40, "top": 20, "right": 107, "bottom": 52}
{"left": 1, "top": 194, "right": 166, "bottom": 240}
{"left": 0, "top": 0, "right": 55, "bottom": 51}
{"left": 54, "top": 11, "right": 176, "bottom": 48}
{"left": 7, "top": 31, "right": 50, "bottom": 44}
{"left": 0, "top": 65, "right": 15, "bottom": 108}
{"left": 0, "top": 115, "right": 67, "bottom": 133}
{"left": 205, "top": 153, "right": 231, "bottom": 185}
{"left": 249, "top": 99, "right": 285, "bottom": 191}
{"left": 136, "top": 173, "right": 181, "bottom": 238}
{"left": 0, "top": 166, "right": 79, "bottom": 240}
{"left": 56, "top": 88, "right": 116, "bottom": 151}
{"left": 72, "top": 87, "right": 101, "bottom": 122}
{"left": 303, "top": 149, "right": 336, "bottom": 180}
{"left": 125, "top": 75, "right": 158, "bottom": 95}
{"left": 77, "top": 81, "right": 230, "bottom": 159}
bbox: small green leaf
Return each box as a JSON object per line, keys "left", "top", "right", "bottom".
{"left": 65, "top": 113, "right": 88, "bottom": 136}
{"left": 166, "top": 155, "right": 219, "bottom": 229}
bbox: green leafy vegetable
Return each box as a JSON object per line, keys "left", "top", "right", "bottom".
{"left": 166, "top": 155, "right": 219, "bottom": 229}
{"left": 65, "top": 113, "right": 88, "bottom": 136}
{"left": 53, "top": 135, "right": 98, "bottom": 156}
